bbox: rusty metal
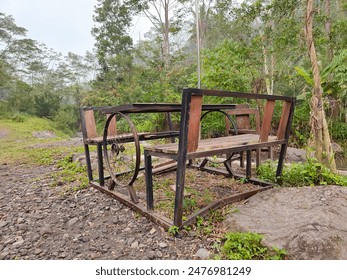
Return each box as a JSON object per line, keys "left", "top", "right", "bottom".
{"left": 103, "top": 112, "right": 140, "bottom": 202}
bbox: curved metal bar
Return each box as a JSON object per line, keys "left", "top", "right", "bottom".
{"left": 200, "top": 109, "right": 239, "bottom": 164}
{"left": 103, "top": 112, "right": 140, "bottom": 202}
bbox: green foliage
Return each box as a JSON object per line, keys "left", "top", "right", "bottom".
{"left": 217, "top": 232, "right": 286, "bottom": 260}
{"left": 330, "top": 121, "right": 347, "bottom": 142}
{"left": 52, "top": 104, "right": 79, "bottom": 136}
{"left": 54, "top": 154, "right": 88, "bottom": 190}
{"left": 257, "top": 158, "right": 347, "bottom": 187}
{"left": 168, "top": 226, "right": 180, "bottom": 236}
{"left": 201, "top": 39, "right": 255, "bottom": 92}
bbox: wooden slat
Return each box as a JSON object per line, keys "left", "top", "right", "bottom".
{"left": 277, "top": 101, "right": 292, "bottom": 140}
{"left": 145, "top": 134, "right": 281, "bottom": 155}
{"left": 106, "top": 114, "right": 117, "bottom": 135}
{"left": 187, "top": 95, "right": 203, "bottom": 152}
{"left": 259, "top": 100, "right": 276, "bottom": 142}
{"left": 84, "top": 110, "right": 97, "bottom": 139}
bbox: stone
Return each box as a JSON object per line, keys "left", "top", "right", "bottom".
{"left": 12, "top": 236, "right": 24, "bottom": 247}
{"left": 149, "top": 228, "right": 156, "bottom": 235}
{"left": 155, "top": 250, "right": 163, "bottom": 258}
{"left": 131, "top": 241, "right": 139, "bottom": 249}
{"left": 158, "top": 242, "right": 168, "bottom": 249}
{"left": 224, "top": 186, "right": 347, "bottom": 260}
{"left": 196, "top": 248, "right": 210, "bottom": 259}
{"left": 40, "top": 226, "right": 53, "bottom": 236}
{"left": 127, "top": 237, "right": 135, "bottom": 245}
{"left": 0, "top": 221, "right": 8, "bottom": 228}
{"left": 68, "top": 217, "right": 79, "bottom": 226}
{"left": 0, "top": 252, "right": 9, "bottom": 260}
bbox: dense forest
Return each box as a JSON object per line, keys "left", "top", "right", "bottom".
{"left": 0, "top": 0, "right": 346, "bottom": 169}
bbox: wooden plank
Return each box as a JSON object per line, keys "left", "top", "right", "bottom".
{"left": 187, "top": 95, "right": 203, "bottom": 152}
{"left": 277, "top": 101, "right": 292, "bottom": 140}
{"left": 84, "top": 110, "right": 97, "bottom": 139}
{"left": 106, "top": 114, "right": 117, "bottom": 135}
{"left": 259, "top": 100, "right": 276, "bottom": 142}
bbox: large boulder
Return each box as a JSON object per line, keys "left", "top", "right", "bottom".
{"left": 224, "top": 186, "right": 347, "bottom": 259}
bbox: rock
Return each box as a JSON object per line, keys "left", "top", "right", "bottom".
{"left": 12, "top": 236, "right": 24, "bottom": 247}
{"left": 149, "top": 228, "right": 156, "bottom": 235}
{"left": 131, "top": 241, "right": 139, "bottom": 249}
{"left": 158, "top": 242, "right": 168, "bottom": 249}
{"left": 224, "top": 186, "right": 347, "bottom": 260}
{"left": 196, "top": 248, "right": 210, "bottom": 259}
{"left": 0, "top": 252, "right": 9, "bottom": 260}
{"left": 127, "top": 237, "right": 135, "bottom": 245}
{"left": 147, "top": 250, "right": 156, "bottom": 260}
{"left": 0, "top": 221, "right": 8, "bottom": 228}
{"left": 156, "top": 250, "right": 163, "bottom": 258}
{"left": 68, "top": 217, "right": 79, "bottom": 226}
{"left": 285, "top": 147, "right": 307, "bottom": 163}
{"left": 32, "top": 131, "right": 56, "bottom": 139}
{"left": 40, "top": 225, "right": 53, "bottom": 236}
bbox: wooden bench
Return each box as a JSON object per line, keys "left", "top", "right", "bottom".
{"left": 144, "top": 88, "right": 296, "bottom": 227}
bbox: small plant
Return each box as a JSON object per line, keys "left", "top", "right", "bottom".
{"left": 216, "top": 232, "right": 286, "bottom": 260}
{"left": 168, "top": 226, "right": 180, "bottom": 236}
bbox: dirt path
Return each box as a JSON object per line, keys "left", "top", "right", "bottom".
{"left": 0, "top": 162, "right": 216, "bottom": 260}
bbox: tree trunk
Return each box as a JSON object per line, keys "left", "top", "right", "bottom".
{"left": 163, "top": 0, "right": 170, "bottom": 69}
{"left": 305, "top": 0, "right": 337, "bottom": 172}
{"left": 325, "top": 0, "right": 333, "bottom": 61}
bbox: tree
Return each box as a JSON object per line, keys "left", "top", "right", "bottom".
{"left": 305, "top": 0, "right": 336, "bottom": 172}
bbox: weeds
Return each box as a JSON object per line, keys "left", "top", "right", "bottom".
{"left": 215, "top": 232, "right": 286, "bottom": 260}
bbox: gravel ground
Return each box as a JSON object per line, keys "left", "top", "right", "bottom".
{"left": 0, "top": 163, "right": 217, "bottom": 260}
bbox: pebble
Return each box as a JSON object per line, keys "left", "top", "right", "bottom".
{"left": 196, "top": 248, "right": 210, "bottom": 259}
{"left": 0, "top": 221, "right": 8, "bottom": 228}
{"left": 12, "top": 236, "right": 25, "bottom": 247}
{"left": 0, "top": 252, "right": 9, "bottom": 260}
{"left": 68, "top": 217, "right": 79, "bottom": 226}
{"left": 40, "top": 225, "right": 53, "bottom": 236}
{"left": 158, "top": 242, "right": 168, "bottom": 249}
{"left": 131, "top": 241, "right": 139, "bottom": 249}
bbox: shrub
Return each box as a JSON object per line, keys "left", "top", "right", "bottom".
{"left": 257, "top": 158, "right": 347, "bottom": 187}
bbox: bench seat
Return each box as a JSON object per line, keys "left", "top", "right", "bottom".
{"left": 145, "top": 134, "right": 280, "bottom": 158}
{"left": 85, "top": 131, "right": 180, "bottom": 145}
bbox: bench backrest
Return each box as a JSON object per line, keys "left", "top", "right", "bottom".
{"left": 225, "top": 104, "right": 261, "bottom": 135}
{"left": 80, "top": 107, "right": 117, "bottom": 142}
{"left": 181, "top": 88, "right": 295, "bottom": 153}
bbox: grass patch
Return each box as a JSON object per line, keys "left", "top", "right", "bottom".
{"left": 0, "top": 116, "right": 70, "bottom": 165}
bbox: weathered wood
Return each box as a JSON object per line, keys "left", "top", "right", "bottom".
{"left": 106, "top": 114, "right": 117, "bottom": 135}
{"left": 277, "top": 101, "right": 292, "bottom": 140}
{"left": 84, "top": 110, "right": 97, "bottom": 138}
{"left": 259, "top": 100, "right": 276, "bottom": 142}
{"left": 187, "top": 95, "right": 203, "bottom": 152}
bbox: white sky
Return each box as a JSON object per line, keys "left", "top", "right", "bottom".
{"left": 0, "top": 0, "right": 98, "bottom": 56}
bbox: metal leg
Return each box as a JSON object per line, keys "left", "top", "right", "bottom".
{"left": 145, "top": 151, "right": 154, "bottom": 211}
{"left": 97, "top": 143, "right": 104, "bottom": 186}
{"left": 246, "top": 150, "right": 252, "bottom": 178}
{"left": 84, "top": 144, "right": 93, "bottom": 182}
{"left": 276, "top": 143, "right": 287, "bottom": 178}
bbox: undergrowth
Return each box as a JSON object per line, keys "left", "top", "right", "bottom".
{"left": 257, "top": 157, "right": 347, "bottom": 187}
{"left": 214, "top": 232, "right": 286, "bottom": 260}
